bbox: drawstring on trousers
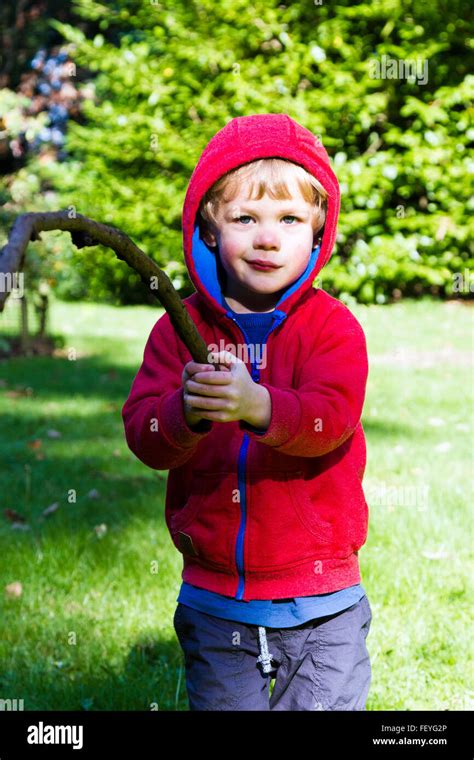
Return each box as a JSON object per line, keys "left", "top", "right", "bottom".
{"left": 256, "top": 625, "right": 275, "bottom": 674}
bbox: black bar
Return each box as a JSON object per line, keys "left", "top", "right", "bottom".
{"left": 0, "top": 709, "right": 469, "bottom": 757}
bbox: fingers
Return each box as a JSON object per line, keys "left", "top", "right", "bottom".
{"left": 182, "top": 361, "right": 215, "bottom": 383}
{"left": 192, "top": 371, "right": 233, "bottom": 386}
{"left": 183, "top": 361, "right": 232, "bottom": 385}
{"left": 209, "top": 350, "right": 239, "bottom": 367}
{"left": 188, "top": 361, "right": 216, "bottom": 375}
{"left": 185, "top": 394, "right": 230, "bottom": 413}
{"left": 186, "top": 378, "right": 229, "bottom": 397}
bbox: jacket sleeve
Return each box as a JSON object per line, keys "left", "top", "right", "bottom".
{"left": 122, "top": 311, "right": 213, "bottom": 470}
{"left": 239, "top": 304, "right": 368, "bottom": 457}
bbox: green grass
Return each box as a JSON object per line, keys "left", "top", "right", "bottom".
{"left": 0, "top": 296, "right": 472, "bottom": 711}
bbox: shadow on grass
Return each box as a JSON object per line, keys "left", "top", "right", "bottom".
{"left": 0, "top": 354, "right": 140, "bottom": 401}
{"left": 0, "top": 352, "right": 172, "bottom": 539}
{"left": 0, "top": 632, "right": 188, "bottom": 711}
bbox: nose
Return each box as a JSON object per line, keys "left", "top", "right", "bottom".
{"left": 253, "top": 226, "right": 280, "bottom": 250}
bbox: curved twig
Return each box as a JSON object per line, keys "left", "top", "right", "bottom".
{"left": 0, "top": 211, "right": 209, "bottom": 363}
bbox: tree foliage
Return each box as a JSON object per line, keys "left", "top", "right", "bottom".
{"left": 32, "top": 0, "right": 474, "bottom": 303}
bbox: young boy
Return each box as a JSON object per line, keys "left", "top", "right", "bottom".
{"left": 122, "top": 113, "right": 373, "bottom": 711}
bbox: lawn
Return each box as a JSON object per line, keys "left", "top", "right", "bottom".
{"left": 0, "top": 296, "right": 472, "bottom": 711}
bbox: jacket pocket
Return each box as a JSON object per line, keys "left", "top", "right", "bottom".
{"left": 291, "top": 464, "right": 368, "bottom": 556}
{"left": 169, "top": 471, "right": 238, "bottom": 571}
{"left": 246, "top": 470, "right": 334, "bottom": 571}
{"left": 288, "top": 470, "right": 334, "bottom": 545}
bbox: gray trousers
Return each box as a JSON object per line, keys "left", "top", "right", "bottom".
{"left": 173, "top": 594, "right": 373, "bottom": 711}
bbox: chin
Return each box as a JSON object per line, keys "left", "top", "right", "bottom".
{"left": 246, "top": 282, "right": 282, "bottom": 294}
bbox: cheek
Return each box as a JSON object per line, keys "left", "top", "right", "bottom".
{"left": 294, "top": 254, "right": 311, "bottom": 278}
{"left": 290, "top": 236, "right": 313, "bottom": 273}
{"left": 218, "top": 233, "right": 246, "bottom": 265}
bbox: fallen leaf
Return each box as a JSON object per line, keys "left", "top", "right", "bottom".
{"left": 27, "top": 439, "right": 42, "bottom": 450}
{"left": 5, "top": 581, "right": 22, "bottom": 598}
{"left": 4, "top": 508, "right": 27, "bottom": 523}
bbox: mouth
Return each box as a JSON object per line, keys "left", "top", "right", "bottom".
{"left": 247, "top": 260, "right": 282, "bottom": 272}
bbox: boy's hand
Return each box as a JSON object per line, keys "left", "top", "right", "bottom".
{"left": 182, "top": 351, "right": 271, "bottom": 429}
{"left": 182, "top": 361, "right": 221, "bottom": 427}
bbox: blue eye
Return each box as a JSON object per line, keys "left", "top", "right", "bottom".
{"left": 233, "top": 215, "right": 300, "bottom": 224}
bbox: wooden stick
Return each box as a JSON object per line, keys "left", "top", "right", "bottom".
{"left": 0, "top": 211, "right": 210, "bottom": 363}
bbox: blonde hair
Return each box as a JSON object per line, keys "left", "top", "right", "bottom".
{"left": 198, "top": 157, "right": 327, "bottom": 239}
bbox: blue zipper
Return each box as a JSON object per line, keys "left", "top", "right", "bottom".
{"left": 224, "top": 309, "right": 286, "bottom": 600}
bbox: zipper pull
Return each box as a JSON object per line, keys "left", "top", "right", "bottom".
{"left": 251, "top": 365, "right": 260, "bottom": 383}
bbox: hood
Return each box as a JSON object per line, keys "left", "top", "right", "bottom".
{"left": 182, "top": 113, "right": 341, "bottom": 318}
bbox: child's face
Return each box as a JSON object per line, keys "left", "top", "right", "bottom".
{"left": 202, "top": 177, "right": 319, "bottom": 312}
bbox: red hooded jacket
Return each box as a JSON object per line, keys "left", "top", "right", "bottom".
{"left": 122, "top": 113, "right": 369, "bottom": 601}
